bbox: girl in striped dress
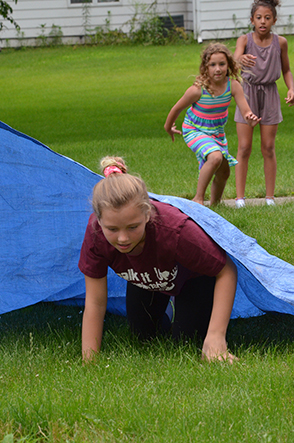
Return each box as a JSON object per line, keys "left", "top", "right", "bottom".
{"left": 164, "top": 42, "right": 260, "bottom": 206}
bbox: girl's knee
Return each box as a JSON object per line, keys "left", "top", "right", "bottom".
{"left": 261, "top": 144, "right": 275, "bottom": 159}
{"left": 207, "top": 151, "right": 223, "bottom": 168}
{"left": 237, "top": 144, "right": 252, "bottom": 159}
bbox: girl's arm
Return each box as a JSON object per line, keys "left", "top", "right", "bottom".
{"left": 234, "top": 34, "right": 256, "bottom": 68}
{"left": 164, "top": 85, "right": 201, "bottom": 141}
{"left": 202, "top": 255, "right": 237, "bottom": 363}
{"left": 279, "top": 36, "right": 294, "bottom": 106}
{"left": 231, "top": 79, "right": 261, "bottom": 127}
{"left": 82, "top": 275, "right": 108, "bottom": 361}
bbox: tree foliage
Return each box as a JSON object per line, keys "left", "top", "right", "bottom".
{"left": 0, "top": 0, "right": 19, "bottom": 31}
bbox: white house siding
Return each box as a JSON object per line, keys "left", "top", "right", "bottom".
{"left": 188, "top": 0, "right": 294, "bottom": 42}
{"left": 1, "top": 0, "right": 188, "bottom": 46}
{"left": 1, "top": 0, "right": 294, "bottom": 47}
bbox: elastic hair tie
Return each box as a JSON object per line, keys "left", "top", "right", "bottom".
{"left": 104, "top": 165, "right": 123, "bottom": 177}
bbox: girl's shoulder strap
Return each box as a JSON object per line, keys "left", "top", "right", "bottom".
{"left": 197, "top": 86, "right": 205, "bottom": 98}
{"left": 272, "top": 33, "right": 281, "bottom": 51}
{"left": 226, "top": 78, "right": 232, "bottom": 95}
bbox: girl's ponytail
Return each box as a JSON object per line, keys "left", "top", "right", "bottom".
{"left": 92, "top": 156, "right": 151, "bottom": 220}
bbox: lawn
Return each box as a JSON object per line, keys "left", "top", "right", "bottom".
{"left": 1, "top": 40, "right": 294, "bottom": 199}
{"left": 1, "top": 40, "right": 294, "bottom": 442}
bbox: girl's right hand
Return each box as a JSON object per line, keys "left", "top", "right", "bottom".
{"left": 82, "top": 275, "right": 108, "bottom": 361}
{"left": 165, "top": 123, "right": 182, "bottom": 142}
{"left": 244, "top": 112, "right": 261, "bottom": 128}
{"left": 240, "top": 54, "right": 256, "bottom": 68}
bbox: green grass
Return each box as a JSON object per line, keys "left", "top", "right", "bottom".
{"left": 1, "top": 304, "right": 294, "bottom": 442}
{"left": 213, "top": 202, "right": 294, "bottom": 264}
{"left": 1, "top": 40, "right": 294, "bottom": 198}
{"left": 1, "top": 41, "right": 294, "bottom": 442}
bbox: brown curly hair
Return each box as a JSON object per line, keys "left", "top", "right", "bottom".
{"left": 193, "top": 42, "right": 241, "bottom": 96}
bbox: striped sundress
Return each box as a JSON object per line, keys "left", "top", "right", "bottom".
{"left": 182, "top": 78, "right": 237, "bottom": 170}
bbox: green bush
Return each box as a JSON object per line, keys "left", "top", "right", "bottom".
{"left": 85, "top": 5, "right": 193, "bottom": 46}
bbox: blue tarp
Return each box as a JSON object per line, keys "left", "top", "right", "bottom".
{"left": 1, "top": 121, "right": 294, "bottom": 318}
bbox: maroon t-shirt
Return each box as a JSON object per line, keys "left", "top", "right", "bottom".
{"left": 78, "top": 201, "right": 226, "bottom": 296}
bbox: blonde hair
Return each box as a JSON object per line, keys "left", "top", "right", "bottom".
{"left": 100, "top": 156, "right": 127, "bottom": 174}
{"left": 194, "top": 42, "right": 241, "bottom": 96}
{"left": 92, "top": 156, "right": 152, "bottom": 219}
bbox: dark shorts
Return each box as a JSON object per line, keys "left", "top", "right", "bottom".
{"left": 126, "top": 276, "right": 215, "bottom": 341}
{"left": 234, "top": 82, "right": 282, "bottom": 125}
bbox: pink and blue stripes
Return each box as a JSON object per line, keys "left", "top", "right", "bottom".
{"left": 182, "top": 79, "right": 238, "bottom": 169}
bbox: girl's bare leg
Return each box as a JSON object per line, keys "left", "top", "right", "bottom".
{"left": 260, "top": 124, "right": 278, "bottom": 198}
{"left": 210, "top": 158, "right": 230, "bottom": 205}
{"left": 235, "top": 123, "right": 254, "bottom": 199}
{"left": 193, "top": 151, "right": 223, "bottom": 205}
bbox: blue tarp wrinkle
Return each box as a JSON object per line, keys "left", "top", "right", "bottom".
{"left": 1, "top": 121, "right": 294, "bottom": 318}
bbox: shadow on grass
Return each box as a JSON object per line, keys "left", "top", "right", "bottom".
{"left": 228, "top": 312, "right": 294, "bottom": 354}
{"left": 1, "top": 302, "right": 294, "bottom": 357}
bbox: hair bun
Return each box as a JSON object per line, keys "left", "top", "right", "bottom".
{"left": 253, "top": 0, "right": 280, "bottom": 7}
{"left": 100, "top": 156, "right": 127, "bottom": 177}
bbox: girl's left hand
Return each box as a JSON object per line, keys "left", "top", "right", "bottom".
{"left": 202, "top": 334, "right": 238, "bottom": 364}
{"left": 285, "top": 89, "right": 294, "bottom": 106}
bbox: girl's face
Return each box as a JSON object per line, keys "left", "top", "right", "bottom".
{"left": 207, "top": 52, "right": 228, "bottom": 84}
{"left": 98, "top": 200, "right": 150, "bottom": 255}
{"left": 251, "top": 6, "right": 276, "bottom": 35}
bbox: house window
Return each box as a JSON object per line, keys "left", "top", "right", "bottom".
{"left": 70, "top": 0, "right": 119, "bottom": 3}
{"left": 160, "top": 15, "right": 184, "bottom": 29}
{"left": 70, "top": 0, "right": 119, "bottom": 4}
{"left": 70, "top": 0, "right": 92, "bottom": 4}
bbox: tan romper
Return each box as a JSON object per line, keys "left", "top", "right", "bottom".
{"left": 234, "top": 32, "right": 283, "bottom": 125}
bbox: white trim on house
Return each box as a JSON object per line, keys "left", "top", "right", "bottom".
{"left": 1, "top": 0, "right": 294, "bottom": 47}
